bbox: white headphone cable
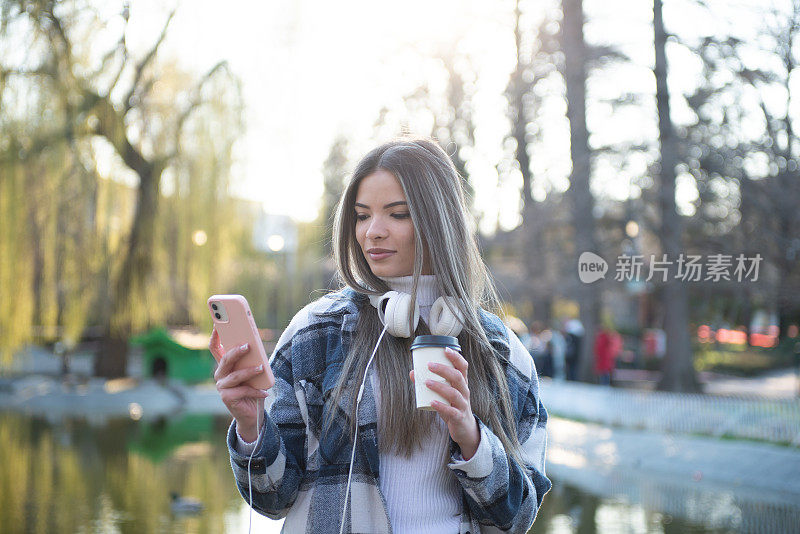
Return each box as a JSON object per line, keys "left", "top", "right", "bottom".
{"left": 247, "top": 397, "right": 264, "bottom": 534}
{"left": 339, "top": 322, "right": 389, "bottom": 534}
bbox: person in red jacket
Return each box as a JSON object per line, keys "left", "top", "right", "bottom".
{"left": 594, "top": 325, "right": 622, "bottom": 386}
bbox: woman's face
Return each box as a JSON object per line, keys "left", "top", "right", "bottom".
{"left": 354, "top": 169, "right": 429, "bottom": 277}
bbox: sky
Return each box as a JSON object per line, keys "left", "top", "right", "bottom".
{"left": 147, "top": 0, "right": 529, "bottom": 230}
{"left": 120, "top": 0, "right": 774, "bottom": 234}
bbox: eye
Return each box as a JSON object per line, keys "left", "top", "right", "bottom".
{"left": 356, "top": 213, "right": 368, "bottom": 221}
{"left": 392, "top": 213, "right": 410, "bottom": 219}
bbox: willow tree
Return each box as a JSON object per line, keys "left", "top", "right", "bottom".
{"left": 2, "top": 1, "right": 240, "bottom": 376}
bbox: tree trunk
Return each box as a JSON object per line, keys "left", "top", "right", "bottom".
{"left": 94, "top": 148, "right": 160, "bottom": 377}
{"left": 510, "top": 0, "right": 547, "bottom": 322}
{"left": 562, "top": 0, "right": 601, "bottom": 382}
{"left": 653, "top": 0, "right": 700, "bottom": 392}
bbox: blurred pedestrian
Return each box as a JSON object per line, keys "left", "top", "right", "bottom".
{"left": 564, "top": 318, "right": 584, "bottom": 381}
{"left": 526, "top": 321, "right": 552, "bottom": 378}
{"left": 594, "top": 323, "right": 622, "bottom": 386}
{"left": 547, "top": 324, "right": 566, "bottom": 381}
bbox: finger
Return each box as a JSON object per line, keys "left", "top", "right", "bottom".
{"left": 409, "top": 369, "right": 415, "bottom": 383}
{"left": 209, "top": 328, "right": 223, "bottom": 358}
{"left": 427, "top": 361, "right": 469, "bottom": 400}
{"left": 430, "top": 399, "right": 460, "bottom": 421}
{"left": 425, "top": 379, "right": 468, "bottom": 411}
{"left": 216, "top": 363, "right": 263, "bottom": 389}
{"left": 445, "top": 348, "right": 468, "bottom": 382}
{"left": 213, "top": 343, "right": 250, "bottom": 381}
{"left": 219, "top": 384, "right": 269, "bottom": 405}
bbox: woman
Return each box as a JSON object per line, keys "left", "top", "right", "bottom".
{"left": 210, "top": 137, "right": 551, "bottom": 533}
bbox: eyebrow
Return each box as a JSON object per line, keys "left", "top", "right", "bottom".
{"left": 354, "top": 201, "right": 408, "bottom": 209}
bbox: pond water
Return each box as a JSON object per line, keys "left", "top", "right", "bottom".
{"left": 0, "top": 412, "right": 795, "bottom": 533}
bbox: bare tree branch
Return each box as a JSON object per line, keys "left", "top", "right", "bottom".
{"left": 42, "top": 3, "right": 74, "bottom": 77}
{"left": 1, "top": 66, "right": 52, "bottom": 77}
{"left": 123, "top": 10, "right": 175, "bottom": 114}
{"left": 102, "top": 5, "right": 132, "bottom": 95}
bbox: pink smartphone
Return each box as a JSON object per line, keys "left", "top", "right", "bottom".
{"left": 207, "top": 294, "right": 275, "bottom": 390}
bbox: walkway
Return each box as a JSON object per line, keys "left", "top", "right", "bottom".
{"left": 540, "top": 377, "right": 800, "bottom": 446}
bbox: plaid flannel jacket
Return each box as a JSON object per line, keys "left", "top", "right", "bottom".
{"left": 227, "top": 287, "right": 551, "bottom": 533}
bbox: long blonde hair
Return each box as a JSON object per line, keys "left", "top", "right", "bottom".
{"left": 328, "top": 137, "right": 522, "bottom": 464}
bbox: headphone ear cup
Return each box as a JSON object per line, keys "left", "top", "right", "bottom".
{"left": 369, "top": 291, "right": 419, "bottom": 338}
{"left": 368, "top": 292, "right": 392, "bottom": 325}
{"left": 429, "top": 297, "right": 464, "bottom": 337}
{"left": 384, "top": 292, "right": 419, "bottom": 338}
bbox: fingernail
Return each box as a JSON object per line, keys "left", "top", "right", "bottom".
{"left": 428, "top": 362, "right": 437, "bottom": 370}
{"left": 240, "top": 343, "right": 248, "bottom": 350}
{"left": 255, "top": 364, "right": 263, "bottom": 371}
{"left": 425, "top": 379, "right": 434, "bottom": 387}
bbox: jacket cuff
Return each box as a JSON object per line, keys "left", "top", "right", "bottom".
{"left": 226, "top": 413, "right": 281, "bottom": 474}
{"left": 233, "top": 419, "right": 264, "bottom": 456}
{"left": 447, "top": 416, "right": 493, "bottom": 479}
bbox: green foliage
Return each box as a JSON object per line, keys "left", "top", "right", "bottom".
{"left": 694, "top": 346, "right": 794, "bottom": 377}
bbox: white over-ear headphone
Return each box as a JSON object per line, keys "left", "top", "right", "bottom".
{"left": 367, "top": 290, "right": 464, "bottom": 337}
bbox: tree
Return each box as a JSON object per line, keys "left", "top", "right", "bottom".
{"left": 503, "top": 0, "right": 561, "bottom": 324}
{"left": 652, "top": 0, "right": 700, "bottom": 392}
{"left": 2, "top": 0, "right": 240, "bottom": 376}
{"left": 561, "top": 0, "right": 601, "bottom": 382}
{"left": 320, "top": 135, "right": 349, "bottom": 258}
{"left": 683, "top": 2, "right": 800, "bottom": 340}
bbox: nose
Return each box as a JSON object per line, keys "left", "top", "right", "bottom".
{"left": 365, "top": 215, "right": 388, "bottom": 240}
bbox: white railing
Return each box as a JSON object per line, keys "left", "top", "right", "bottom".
{"left": 540, "top": 380, "right": 800, "bottom": 447}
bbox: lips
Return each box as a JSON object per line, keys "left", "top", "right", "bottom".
{"left": 367, "top": 248, "right": 396, "bottom": 261}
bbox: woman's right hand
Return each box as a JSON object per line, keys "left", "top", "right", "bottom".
{"left": 209, "top": 327, "right": 269, "bottom": 442}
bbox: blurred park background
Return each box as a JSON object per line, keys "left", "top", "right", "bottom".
{"left": 1, "top": 0, "right": 800, "bottom": 533}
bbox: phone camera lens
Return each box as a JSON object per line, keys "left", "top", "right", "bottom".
{"left": 215, "top": 312, "right": 221, "bottom": 319}
{"left": 211, "top": 303, "right": 218, "bottom": 310}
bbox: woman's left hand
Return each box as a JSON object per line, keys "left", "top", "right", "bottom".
{"left": 409, "top": 347, "right": 481, "bottom": 460}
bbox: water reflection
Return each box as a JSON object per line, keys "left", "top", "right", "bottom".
{"left": 535, "top": 470, "right": 800, "bottom": 534}
{"left": 533, "top": 482, "right": 735, "bottom": 534}
{"left": 0, "top": 412, "right": 256, "bottom": 534}
{"left": 1, "top": 412, "right": 796, "bottom": 533}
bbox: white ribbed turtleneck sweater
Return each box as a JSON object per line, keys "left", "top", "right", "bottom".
{"left": 374, "top": 275, "right": 461, "bottom": 534}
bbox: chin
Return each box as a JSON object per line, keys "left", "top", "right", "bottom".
{"left": 370, "top": 264, "right": 412, "bottom": 278}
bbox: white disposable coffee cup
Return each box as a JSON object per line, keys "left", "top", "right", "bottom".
{"left": 411, "top": 335, "right": 461, "bottom": 410}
